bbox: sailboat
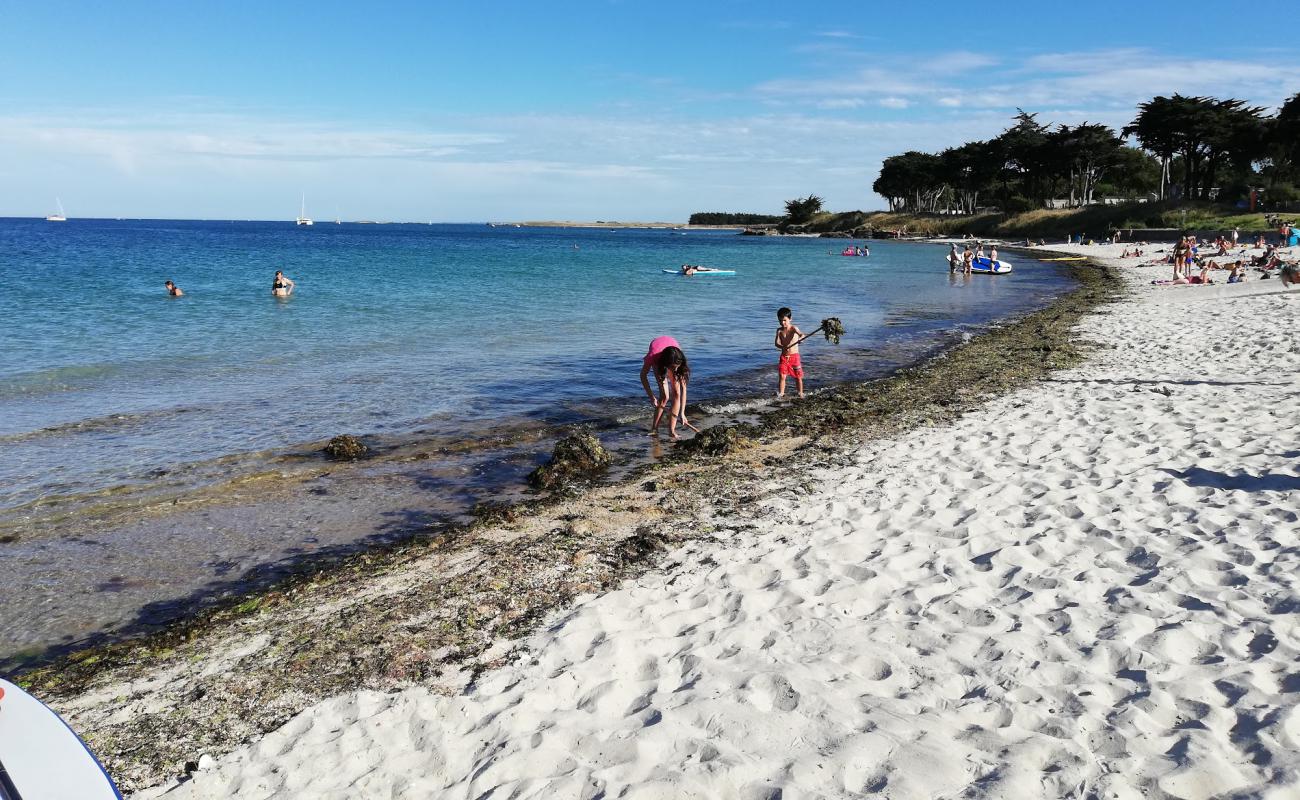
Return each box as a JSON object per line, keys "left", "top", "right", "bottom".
{"left": 46, "top": 198, "right": 67, "bottom": 222}
{"left": 296, "top": 194, "right": 313, "bottom": 226}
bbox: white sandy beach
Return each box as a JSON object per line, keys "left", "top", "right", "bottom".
{"left": 139, "top": 248, "right": 1300, "bottom": 799}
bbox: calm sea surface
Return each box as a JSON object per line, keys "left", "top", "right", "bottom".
{"left": 1, "top": 219, "right": 1074, "bottom": 516}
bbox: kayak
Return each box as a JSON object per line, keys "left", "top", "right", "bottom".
{"left": 0, "top": 679, "right": 123, "bottom": 798}
{"left": 970, "top": 256, "right": 1013, "bottom": 274}
{"left": 663, "top": 268, "right": 736, "bottom": 276}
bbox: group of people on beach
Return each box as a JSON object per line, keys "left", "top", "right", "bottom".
{"left": 639, "top": 308, "right": 811, "bottom": 440}
{"left": 1137, "top": 233, "right": 1300, "bottom": 286}
{"left": 163, "top": 271, "right": 296, "bottom": 298}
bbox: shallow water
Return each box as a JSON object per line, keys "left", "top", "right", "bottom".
{"left": 0, "top": 220, "right": 1069, "bottom": 511}
{"left": 0, "top": 219, "right": 1075, "bottom": 660}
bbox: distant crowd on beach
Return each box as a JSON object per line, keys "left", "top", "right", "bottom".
{"left": 1112, "top": 226, "right": 1300, "bottom": 286}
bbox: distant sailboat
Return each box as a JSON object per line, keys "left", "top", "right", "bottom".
{"left": 46, "top": 198, "right": 67, "bottom": 222}
{"left": 296, "top": 194, "right": 313, "bottom": 226}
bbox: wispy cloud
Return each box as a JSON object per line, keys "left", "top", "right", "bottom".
{"left": 754, "top": 47, "right": 1300, "bottom": 113}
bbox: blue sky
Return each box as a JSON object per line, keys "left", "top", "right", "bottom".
{"left": 3, "top": 1, "right": 1297, "bottom": 221}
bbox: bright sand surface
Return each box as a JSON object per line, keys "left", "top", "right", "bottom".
{"left": 138, "top": 246, "right": 1300, "bottom": 799}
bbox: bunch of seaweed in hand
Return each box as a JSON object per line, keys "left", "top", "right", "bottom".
{"left": 794, "top": 317, "right": 845, "bottom": 346}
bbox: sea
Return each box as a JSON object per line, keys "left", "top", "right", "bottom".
{"left": 0, "top": 218, "right": 1076, "bottom": 662}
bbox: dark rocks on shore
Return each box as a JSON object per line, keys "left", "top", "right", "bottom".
{"left": 528, "top": 430, "right": 612, "bottom": 490}
{"left": 677, "top": 424, "right": 756, "bottom": 457}
{"left": 322, "top": 435, "right": 369, "bottom": 461}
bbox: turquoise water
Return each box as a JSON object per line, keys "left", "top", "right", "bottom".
{"left": 0, "top": 219, "right": 1074, "bottom": 513}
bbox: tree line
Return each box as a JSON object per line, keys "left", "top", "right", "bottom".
{"left": 871, "top": 93, "right": 1300, "bottom": 214}
{"left": 688, "top": 212, "right": 785, "bottom": 225}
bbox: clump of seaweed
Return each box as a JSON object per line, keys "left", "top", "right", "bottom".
{"left": 528, "top": 430, "right": 612, "bottom": 490}
{"left": 323, "top": 435, "right": 369, "bottom": 461}
{"left": 789, "top": 317, "right": 845, "bottom": 347}
{"left": 676, "top": 423, "right": 757, "bottom": 457}
{"left": 819, "top": 317, "right": 845, "bottom": 344}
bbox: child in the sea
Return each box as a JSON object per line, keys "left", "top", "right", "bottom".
{"left": 774, "top": 307, "right": 805, "bottom": 398}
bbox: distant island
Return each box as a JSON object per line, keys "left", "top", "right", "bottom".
{"left": 687, "top": 212, "right": 784, "bottom": 226}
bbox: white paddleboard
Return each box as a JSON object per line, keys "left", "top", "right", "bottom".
{"left": 965, "top": 256, "right": 1013, "bottom": 274}
{"left": 0, "top": 679, "right": 122, "bottom": 799}
{"left": 662, "top": 268, "right": 736, "bottom": 276}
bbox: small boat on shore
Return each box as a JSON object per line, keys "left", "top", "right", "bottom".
{"left": 664, "top": 266, "right": 736, "bottom": 277}
{"left": 969, "top": 256, "right": 1013, "bottom": 274}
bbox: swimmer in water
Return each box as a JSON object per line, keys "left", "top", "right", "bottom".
{"left": 271, "top": 270, "right": 295, "bottom": 297}
{"left": 164, "top": 280, "right": 184, "bottom": 297}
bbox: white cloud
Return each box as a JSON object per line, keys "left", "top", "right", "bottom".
{"left": 816, "top": 98, "right": 866, "bottom": 109}
{"left": 755, "top": 45, "right": 1300, "bottom": 113}
{"left": 878, "top": 97, "right": 911, "bottom": 109}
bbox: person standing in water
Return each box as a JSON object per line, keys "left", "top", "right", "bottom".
{"left": 774, "top": 307, "right": 805, "bottom": 399}
{"left": 271, "top": 270, "right": 295, "bottom": 297}
{"left": 164, "top": 280, "right": 184, "bottom": 297}
{"left": 639, "top": 336, "right": 695, "bottom": 439}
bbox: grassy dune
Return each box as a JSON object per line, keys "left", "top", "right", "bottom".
{"left": 804, "top": 203, "right": 1280, "bottom": 239}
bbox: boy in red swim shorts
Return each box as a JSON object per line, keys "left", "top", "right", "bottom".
{"left": 774, "top": 306, "right": 805, "bottom": 398}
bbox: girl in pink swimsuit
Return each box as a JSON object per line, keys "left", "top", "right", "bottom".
{"left": 639, "top": 336, "right": 695, "bottom": 439}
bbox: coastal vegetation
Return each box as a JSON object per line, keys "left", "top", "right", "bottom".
{"left": 872, "top": 93, "right": 1300, "bottom": 215}
{"left": 687, "top": 212, "right": 783, "bottom": 225}
{"left": 789, "top": 203, "right": 1285, "bottom": 239}
{"left": 712, "top": 92, "right": 1300, "bottom": 239}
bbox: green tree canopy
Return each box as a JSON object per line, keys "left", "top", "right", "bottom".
{"left": 783, "top": 194, "right": 824, "bottom": 223}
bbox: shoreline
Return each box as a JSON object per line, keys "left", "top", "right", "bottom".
{"left": 17, "top": 262, "right": 1118, "bottom": 793}
{"left": 2, "top": 243, "right": 1075, "bottom": 667}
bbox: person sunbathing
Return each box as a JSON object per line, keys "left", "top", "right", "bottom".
{"left": 1252, "top": 246, "right": 1277, "bottom": 267}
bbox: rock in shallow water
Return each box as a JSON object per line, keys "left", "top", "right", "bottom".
{"left": 528, "top": 430, "right": 611, "bottom": 490}
{"left": 322, "top": 434, "right": 369, "bottom": 461}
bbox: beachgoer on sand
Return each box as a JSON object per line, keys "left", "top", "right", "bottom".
{"left": 272, "top": 270, "right": 295, "bottom": 297}
{"left": 774, "top": 307, "right": 805, "bottom": 399}
{"left": 164, "top": 280, "right": 183, "bottom": 297}
{"left": 639, "top": 336, "right": 695, "bottom": 439}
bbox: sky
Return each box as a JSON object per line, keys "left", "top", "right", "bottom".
{"left": 3, "top": 1, "right": 1298, "bottom": 221}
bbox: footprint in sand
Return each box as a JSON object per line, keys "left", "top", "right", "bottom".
{"left": 745, "top": 673, "right": 800, "bottom": 712}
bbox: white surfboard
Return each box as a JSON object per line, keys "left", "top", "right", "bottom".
{"left": 0, "top": 679, "right": 122, "bottom": 799}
